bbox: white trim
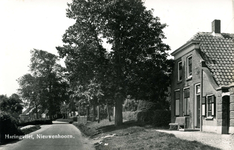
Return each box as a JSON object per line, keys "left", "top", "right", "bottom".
{"left": 222, "top": 92, "right": 230, "bottom": 97}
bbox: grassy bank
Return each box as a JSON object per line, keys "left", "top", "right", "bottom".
{"left": 73, "top": 119, "right": 221, "bottom": 150}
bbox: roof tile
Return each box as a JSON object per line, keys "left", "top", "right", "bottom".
{"left": 190, "top": 32, "right": 234, "bottom": 86}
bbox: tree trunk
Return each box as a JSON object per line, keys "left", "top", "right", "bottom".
{"left": 92, "top": 98, "right": 97, "bottom": 121}
{"left": 35, "top": 104, "right": 39, "bottom": 119}
{"left": 106, "top": 103, "right": 111, "bottom": 122}
{"left": 86, "top": 106, "right": 90, "bottom": 120}
{"left": 97, "top": 105, "right": 100, "bottom": 123}
{"left": 115, "top": 94, "right": 123, "bottom": 126}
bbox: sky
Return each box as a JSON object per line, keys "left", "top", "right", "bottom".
{"left": 0, "top": 0, "right": 233, "bottom": 97}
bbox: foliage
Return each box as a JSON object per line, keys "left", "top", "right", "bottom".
{"left": 57, "top": 0, "right": 172, "bottom": 125}
{"left": 0, "top": 94, "right": 23, "bottom": 120}
{"left": 18, "top": 49, "right": 69, "bottom": 119}
{"left": 0, "top": 111, "right": 24, "bottom": 145}
{"left": 21, "top": 125, "right": 41, "bottom": 135}
{"left": 17, "top": 119, "right": 52, "bottom": 126}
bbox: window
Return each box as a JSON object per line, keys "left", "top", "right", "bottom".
{"left": 178, "top": 61, "right": 182, "bottom": 81}
{"left": 202, "top": 97, "right": 206, "bottom": 116}
{"left": 187, "top": 56, "right": 192, "bottom": 77}
{"left": 175, "top": 90, "right": 180, "bottom": 116}
{"left": 202, "top": 95, "right": 216, "bottom": 117}
{"left": 207, "top": 95, "right": 215, "bottom": 117}
{"left": 183, "top": 88, "right": 190, "bottom": 116}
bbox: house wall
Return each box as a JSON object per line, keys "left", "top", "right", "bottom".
{"left": 228, "top": 87, "right": 234, "bottom": 133}
{"left": 171, "top": 48, "right": 202, "bottom": 129}
{"left": 201, "top": 72, "right": 220, "bottom": 133}
{"left": 171, "top": 46, "right": 225, "bottom": 133}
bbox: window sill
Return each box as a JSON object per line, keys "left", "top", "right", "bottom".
{"left": 205, "top": 116, "right": 214, "bottom": 120}
{"left": 186, "top": 76, "right": 192, "bottom": 81}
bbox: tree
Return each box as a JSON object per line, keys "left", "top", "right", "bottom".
{"left": 57, "top": 0, "right": 172, "bottom": 126}
{"left": 18, "top": 49, "right": 69, "bottom": 120}
{"left": 0, "top": 94, "right": 23, "bottom": 120}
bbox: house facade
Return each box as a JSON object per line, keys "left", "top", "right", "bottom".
{"left": 171, "top": 20, "right": 234, "bottom": 134}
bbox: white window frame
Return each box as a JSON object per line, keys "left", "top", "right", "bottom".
{"left": 206, "top": 94, "right": 215, "bottom": 117}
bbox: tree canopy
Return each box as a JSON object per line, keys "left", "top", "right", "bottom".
{"left": 18, "top": 49, "right": 69, "bottom": 119}
{"left": 57, "top": 0, "right": 172, "bottom": 125}
{"left": 0, "top": 94, "right": 23, "bottom": 119}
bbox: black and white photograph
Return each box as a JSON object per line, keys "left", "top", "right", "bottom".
{"left": 0, "top": 0, "right": 234, "bottom": 149}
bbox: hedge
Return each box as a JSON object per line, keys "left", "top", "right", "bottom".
{"left": 17, "top": 119, "right": 52, "bottom": 126}
{"left": 0, "top": 111, "right": 24, "bottom": 144}
{"left": 123, "top": 110, "right": 171, "bottom": 127}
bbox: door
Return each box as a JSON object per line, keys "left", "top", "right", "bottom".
{"left": 195, "top": 84, "right": 200, "bottom": 128}
{"left": 196, "top": 95, "right": 200, "bottom": 128}
{"left": 222, "top": 96, "right": 230, "bottom": 134}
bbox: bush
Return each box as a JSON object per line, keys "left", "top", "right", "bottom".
{"left": 123, "top": 110, "right": 171, "bottom": 127}
{"left": 152, "top": 110, "right": 171, "bottom": 127}
{"left": 17, "top": 119, "right": 52, "bottom": 126}
{"left": 0, "top": 111, "right": 24, "bottom": 145}
{"left": 123, "top": 111, "right": 138, "bottom": 121}
{"left": 137, "top": 100, "right": 157, "bottom": 111}
{"left": 21, "top": 125, "right": 41, "bottom": 134}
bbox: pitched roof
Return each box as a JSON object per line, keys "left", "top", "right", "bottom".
{"left": 190, "top": 32, "right": 234, "bottom": 86}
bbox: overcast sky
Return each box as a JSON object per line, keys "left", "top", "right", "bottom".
{"left": 0, "top": 0, "right": 233, "bottom": 96}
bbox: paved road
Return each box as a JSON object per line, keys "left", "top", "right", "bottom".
{"left": 0, "top": 121, "right": 95, "bottom": 150}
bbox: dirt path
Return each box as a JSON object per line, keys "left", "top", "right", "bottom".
{"left": 156, "top": 129, "right": 234, "bottom": 150}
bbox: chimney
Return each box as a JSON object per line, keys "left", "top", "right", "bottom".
{"left": 212, "top": 20, "right": 221, "bottom": 34}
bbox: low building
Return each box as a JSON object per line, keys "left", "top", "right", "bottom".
{"left": 170, "top": 20, "right": 234, "bottom": 134}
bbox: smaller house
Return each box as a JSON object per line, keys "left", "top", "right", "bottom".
{"left": 170, "top": 20, "right": 234, "bottom": 134}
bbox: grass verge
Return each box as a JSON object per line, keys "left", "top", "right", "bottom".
{"left": 21, "top": 125, "right": 41, "bottom": 134}
{"left": 74, "top": 119, "right": 221, "bottom": 150}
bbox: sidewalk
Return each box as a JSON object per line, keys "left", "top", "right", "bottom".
{"left": 156, "top": 129, "right": 234, "bottom": 150}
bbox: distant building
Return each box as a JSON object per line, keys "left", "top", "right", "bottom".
{"left": 170, "top": 20, "right": 234, "bottom": 134}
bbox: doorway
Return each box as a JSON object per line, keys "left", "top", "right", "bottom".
{"left": 195, "top": 84, "right": 200, "bottom": 128}
{"left": 222, "top": 96, "right": 230, "bottom": 134}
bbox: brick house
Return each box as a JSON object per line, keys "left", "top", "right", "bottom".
{"left": 170, "top": 20, "right": 234, "bottom": 134}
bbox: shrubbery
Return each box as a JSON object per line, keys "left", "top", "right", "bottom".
{"left": 0, "top": 111, "right": 24, "bottom": 145}
{"left": 123, "top": 100, "right": 171, "bottom": 127}
{"left": 17, "top": 119, "right": 52, "bottom": 126}
{"left": 123, "top": 110, "right": 170, "bottom": 127}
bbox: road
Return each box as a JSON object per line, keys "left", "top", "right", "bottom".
{"left": 0, "top": 121, "right": 95, "bottom": 150}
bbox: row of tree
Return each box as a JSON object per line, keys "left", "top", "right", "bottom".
{"left": 56, "top": 0, "right": 173, "bottom": 125}
{"left": 17, "top": 0, "right": 172, "bottom": 126}
{"left": 18, "top": 50, "right": 69, "bottom": 120}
